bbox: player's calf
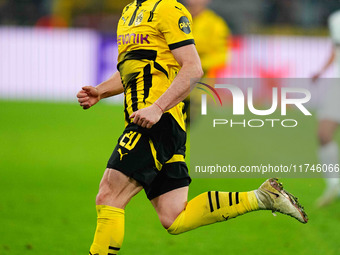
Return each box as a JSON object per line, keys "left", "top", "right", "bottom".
{"left": 166, "top": 178, "right": 307, "bottom": 235}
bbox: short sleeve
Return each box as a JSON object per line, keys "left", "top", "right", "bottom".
{"left": 157, "top": 2, "right": 195, "bottom": 50}
{"left": 329, "top": 10, "right": 340, "bottom": 45}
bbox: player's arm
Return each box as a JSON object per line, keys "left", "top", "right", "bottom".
{"left": 156, "top": 44, "right": 203, "bottom": 110}
{"left": 130, "top": 44, "right": 203, "bottom": 128}
{"left": 77, "top": 71, "right": 124, "bottom": 110}
{"left": 312, "top": 47, "right": 336, "bottom": 82}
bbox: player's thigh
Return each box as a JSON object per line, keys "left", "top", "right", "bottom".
{"left": 151, "top": 186, "right": 189, "bottom": 229}
{"left": 318, "top": 119, "right": 339, "bottom": 145}
{"left": 97, "top": 168, "right": 143, "bottom": 208}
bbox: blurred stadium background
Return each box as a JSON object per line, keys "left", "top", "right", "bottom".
{"left": 1, "top": 0, "right": 340, "bottom": 254}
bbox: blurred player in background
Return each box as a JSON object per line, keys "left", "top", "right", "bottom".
{"left": 184, "top": 0, "right": 231, "bottom": 76}
{"left": 312, "top": 10, "right": 340, "bottom": 207}
{"left": 182, "top": 0, "right": 231, "bottom": 122}
{"left": 77, "top": 1, "right": 307, "bottom": 254}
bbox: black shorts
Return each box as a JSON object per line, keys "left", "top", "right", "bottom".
{"left": 107, "top": 113, "right": 191, "bottom": 200}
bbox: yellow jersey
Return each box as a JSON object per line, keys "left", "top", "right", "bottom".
{"left": 192, "top": 9, "right": 231, "bottom": 74}
{"left": 117, "top": 0, "right": 195, "bottom": 131}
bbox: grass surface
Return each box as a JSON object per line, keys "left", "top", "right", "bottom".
{"left": 0, "top": 100, "right": 340, "bottom": 255}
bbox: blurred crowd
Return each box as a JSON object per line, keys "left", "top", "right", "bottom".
{"left": 1, "top": 0, "right": 340, "bottom": 34}
{"left": 0, "top": 0, "right": 131, "bottom": 32}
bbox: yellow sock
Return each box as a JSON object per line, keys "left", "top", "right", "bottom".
{"left": 89, "top": 205, "right": 124, "bottom": 255}
{"left": 167, "top": 191, "right": 259, "bottom": 235}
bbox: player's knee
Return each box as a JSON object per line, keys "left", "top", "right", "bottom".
{"left": 158, "top": 210, "right": 182, "bottom": 230}
{"left": 159, "top": 215, "right": 175, "bottom": 230}
{"left": 96, "top": 188, "right": 111, "bottom": 205}
{"left": 95, "top": 183, "right": 119, "bottom": 205}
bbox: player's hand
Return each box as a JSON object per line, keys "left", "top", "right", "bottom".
{"left": 129, "top": 104, "right": 163, "bottom": 129}
{"left": 77, "top": 86, "right": 100, "bottom": 110}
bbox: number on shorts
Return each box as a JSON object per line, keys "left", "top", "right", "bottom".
{"left": 119, "top": 131, "right": 142, "bottom": 151}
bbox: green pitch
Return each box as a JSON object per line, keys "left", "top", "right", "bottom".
{"left": 0, "top": 100, "right": 339, "bottom": 255}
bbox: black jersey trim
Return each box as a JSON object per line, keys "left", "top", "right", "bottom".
{"left": 118, "top": 50, "right": 157, "bottom": 71}
{"left": 124, "top": 97, "right": 131, "bottom": 124}
{"left": 130, "top": 75, "right": 139, "bottom": 112}
{"left": 154, "top": 62, "right": 168, "bottom": 78}
{"left": 148, "top": 0, "right": 162, "bottom": 22}
{"left": 168, "top": 39, "right": 195, "bottom": 50}
{"left": 143, "top": 64, "right": 152, "bottom": 103}
{"left": 124, "top": 49, "right": 157, "bottom": 61}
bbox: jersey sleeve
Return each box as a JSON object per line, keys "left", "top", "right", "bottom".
{"left": 157, "top": 2, "right": 195, "bottom": 50}
{"left": 329, "top": 10, "right": 340, "bottom": 45}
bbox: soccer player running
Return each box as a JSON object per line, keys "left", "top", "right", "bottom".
{"left": 312, "top": 10, "right": 340, "bottom": 207}
{"left": 77, "top": 1, "right": 308, "bottom": 254}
